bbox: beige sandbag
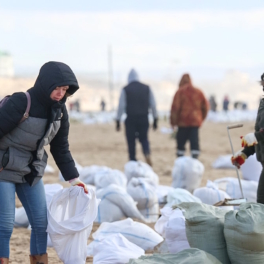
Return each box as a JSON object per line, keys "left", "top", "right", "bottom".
{"left": 177, "top": 202, "right": 230, "bottom": 264}
{"left": 224, "top": 202, "right": 264, "bottom": 264}
{"left": 128, "top": 248, "right": 222, "bottom": 264}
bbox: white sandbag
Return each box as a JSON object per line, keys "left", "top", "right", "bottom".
{"left": 94, "top": 168, "right": 127, "bottom": 189}
{"left": 47, "top": 186, "right": 99, "bottom": 264}
{"left": 165, "top": 188, "right": 201, "bottom": 207}
{"left": 224, "top": 203, "right": 264, "bottom": 264}
{"left": 172, "top": 157, "right": 204, "bottom": 192}
{"left": 58, "top": 160, "right": 83, "bottom": 181}
{"left": 93, "top": 233, "right": 144, "bottom": 264}
{"left": 241, "top": 154, "right": 262, "bottom": 182}
{"left": 44, "top": 183, "right": 63, "bottom": 206}
{"left": 212, "top": 155, "right": 236, "bottom": 169}
{"left": 44, "top": 164, "right": 55, "bottom": 174}
{"left": 193, "top": 181, "right": 233, "bottom": 210}
{"left": 79, "top": 165, "right": 109, "bottom": 185}
{"left": 155, "top": 185, "right": 174, "bottom": 205}
{"left": 96, "top": 184, "right": 145, "bottom": 223}
{"left": 155, "top": 207, "right": 190, "bottom": 253}
{"left": 128, "top": 248, "right": 222, "bottom": 264}
{"left": 93, "top": 218, "right": 163, "bottom": 250}
{"left": 214, "top": 177, "right": 258, "bottom": 202}
{"left": 178, "top": 202, "right": 231, "bottom": 264}
{"left": 124, "top": 161, "right": 159, "bottom": 185}
{"left": 127, "top": 178, "right": 159, "bottom": 222}
{"left": 14, "top": 207, "right": 29, "bottom": 227}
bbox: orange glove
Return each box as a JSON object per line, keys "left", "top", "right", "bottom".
{"left": 241, "top": 133, "right": 257, "bottom": 147}
{"left": 231, "top": 151, "right": 247, "bottom": 169}
{"left": 69, "top": 178, "right": 88, "bottom": 194}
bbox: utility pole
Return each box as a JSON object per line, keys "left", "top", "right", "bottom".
{"left": 108, "top": 45, "right": 114, "bottom": 111}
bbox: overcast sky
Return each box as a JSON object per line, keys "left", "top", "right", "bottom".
{"left": 1, "top": 0, "right": 264, "bottom": 86}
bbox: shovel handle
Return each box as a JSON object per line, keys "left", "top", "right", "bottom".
{"left": 227, "top": 124, "right": 243, "bottom": 129}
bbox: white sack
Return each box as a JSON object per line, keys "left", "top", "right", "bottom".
{"left": 224, "top": 202, "right": 264, "bottom": 264}
{"left": 95, "top": 184, "right": 145, "bottom": 223}
{"left": 128, "top": 248, "right": 222, "bottom": 264}
{"left": 172, "top": 157, "right": 204, "bottom": 192}
{"left": 214, "top": 177, "right": 258, "bottom": 202}
{"left": 124, "top": 161, "right": 159, "bottom": 185}
{"left": 127, "top": 178, "right": 159, "bottom": 222}
{"left": 193, "top": 181, "right": 233, "bottom": 210}
{"left": 166, "top": 188, "right": 201, "bottom": 207}
{"left": 44, "top": 164, "right": 55, "bottom": 174}
{"left": 212, "top": 155, "right": 236, "bottom": 169}
{"left": 79, "top": 165, "right": 109, "bottom": 185}
{"left": 155, "top": 207, "right": 190, "bottom": 254}
{"left": 47, "top": 186, "right": 98, "bottom": 264}
{"left": 14, "top": 207, "right": 29, "bottom": 227}
{"left": 241, "top": 153, "right": 262, "bottom": 182}
{"left": 155, "top": 185, "right": 174, "bottom": 205}
{"left": 178, "top": 202, "right": 231, "bottom": 264}
{"left": 93, "top": 233, "right": 144, "bottom": 264}
{"left": 94, "top": 168, "right": 127, "bottom": 189}
{"left": 93, "top": 218, "right": 163, "bottom": 251}
{"left": 44, "top": 183, "right": 63, "bottom": 206}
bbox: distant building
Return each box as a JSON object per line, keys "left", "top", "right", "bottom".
{"left": 0, "top": 51, "right": 14, "bottom": 77}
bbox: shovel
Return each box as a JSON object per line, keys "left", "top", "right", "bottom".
{"left": 214, "top": 124, "right": 247, "bottom": 206}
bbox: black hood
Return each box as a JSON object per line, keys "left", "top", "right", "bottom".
{"left": 29, "top": 61, "right": 79, "bottom": 106}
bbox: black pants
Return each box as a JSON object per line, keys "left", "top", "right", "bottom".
{"left": 176, "top": 127, "right": 200, "bottom": 158}
{"left": 257, "top": 164, "right": 264, "bottom": 204}
{"left": 125, "top": 116, "right": 150, "bottom": 161}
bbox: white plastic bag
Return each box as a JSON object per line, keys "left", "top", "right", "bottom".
{"left": 93, "top": 218, "right": 163, "bottom": 250}
{"left": 93, "top": 233, "right": 144, "bottom": 264}
{"left": 47, "top": 186, "right": 99, "bottom": 264}
{"left": 172, "top": 157, "right": 204, "bottom": 192}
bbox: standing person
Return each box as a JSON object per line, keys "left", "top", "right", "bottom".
{"left": 170, "top": 73, "right": 209, "bottom": 159}
{"left": 100, "top": 98, "right": 106, "bottom": 111}
{"left": 0, "top": 61, "right": 88, "bottom": 264}
{"left": 209, "top": 95, "right": 217, "bottom": 112}
{"left": 231, "top": 73, "right": 264, "bottom": 204}
{"left": 116, "top": 69, "right": 158, "bottom": 166}
{"left": 223, "top": 95, "right": 230, "bottom": 111}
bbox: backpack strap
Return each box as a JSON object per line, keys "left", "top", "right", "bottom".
{"left": 19, "top": 92, "right": 31, "bottom": 123}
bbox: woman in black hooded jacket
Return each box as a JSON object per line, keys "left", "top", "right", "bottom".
{"left": 0, "top": 61, "right": 88, "bottom": 264}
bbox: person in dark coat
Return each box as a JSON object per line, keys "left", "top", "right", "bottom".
{"left": 0, "top": 61, "right": 88, "bottom": 264}
{"left": 116, "top": 69, "right": 158, "bottom": 166}
{"left": 232, "top": 73, "right": 264, "bottom": 204}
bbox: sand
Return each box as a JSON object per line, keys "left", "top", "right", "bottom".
{"left": 9, "top": 119, "right": 255, "bottom": 263}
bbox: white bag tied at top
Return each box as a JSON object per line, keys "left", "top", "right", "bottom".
{"left": 178, "top": 202, "right": 231, "bottom": 264}
{"left": 47, "top": 186, "right": 99, "bottom": 264}
{"left": 224, "top": 202, "right": 264, "bottom": 264}
{"left": 172, "top": 157, "right": 204, "bottom": 192}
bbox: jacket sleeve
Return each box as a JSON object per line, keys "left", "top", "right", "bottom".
{"left": 242, "top": 146, "right": 255, "bottom": 157}
{"left": 0, "top": 92, "right": 27, "bottom": 140}
{"left": 170, "top": 91, "right": 180, "bottom": 126}
{"left": 116, "top": 89, "right": 126, "bottom": 121}
{"left": 50, "top": 105, "right": 79, "bottom": 181}
{"left": 149, "top": 88, "right": 158, "bottom": 119}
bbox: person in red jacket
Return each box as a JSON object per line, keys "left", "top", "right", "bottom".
{"left": 170, "top": 73, "right": 209, "bottom": 159}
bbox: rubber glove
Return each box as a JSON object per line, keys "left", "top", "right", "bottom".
{"left": 69, "top": 178, "right": 88, "bottom": 194}
{"left": 231, "top": 150, "right": 247, "bottom": 169}
{"left": 241, "top": 132, "right": 257, "bottom": 147}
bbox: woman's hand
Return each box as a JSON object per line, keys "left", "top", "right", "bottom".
{"left": 69, "top": 178, "right": 88, "bottom": 194}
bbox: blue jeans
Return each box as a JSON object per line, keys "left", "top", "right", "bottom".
{"left": 0, "top": 179, "right": 47, "bottom": 258}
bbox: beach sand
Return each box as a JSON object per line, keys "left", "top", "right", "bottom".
{"left": 9, "top": 119, "right": 255, "bottom": 263}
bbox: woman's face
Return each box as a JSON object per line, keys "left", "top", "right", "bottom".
{"left": 50, "top": 86, "right": 69, "bottom": 101}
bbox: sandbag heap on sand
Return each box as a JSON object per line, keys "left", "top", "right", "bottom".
{"left": 128, "top": 248, "right": 222, "bottom": 264}
{"left": 224, "top": 202, "right": 264, "bottom": 264}
{"left": 171, "top": 156, "right": 204, "bottom": 192}
{"left": 178, "top": 202, "right": 231, "bottom": 264}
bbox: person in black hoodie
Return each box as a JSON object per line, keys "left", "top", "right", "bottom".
{"left": 0, "top": 61, "right": 88, "bottom": 264}
{"left": 116, "top": 69, "right": 158, "bottom": 166}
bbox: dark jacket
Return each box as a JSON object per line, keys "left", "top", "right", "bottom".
{"left": 0, "top": 61, "right": 79, "bottom": 185}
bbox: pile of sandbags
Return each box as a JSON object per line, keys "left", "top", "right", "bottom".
{"left": 178, "top": 202, "right": 231, "bottom": 264}
{"left": 155, "top": 206, "right": 189, "bottom": 253}
{"left": 128, "top": 248, "right": 222, "bottom": 264}
{"left": 95, "top": 184, "right": 145, "bottom": 223}
{"left": 171, "top": 157, "right": 204, "bottom": 192}
{"left": 127, "top": 178, "right": 159, "bottom": 222}
{"left": 224, "top": 202, "right": 264, "bottom": 264}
